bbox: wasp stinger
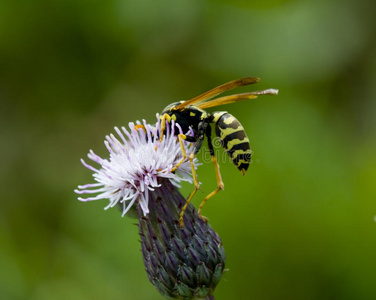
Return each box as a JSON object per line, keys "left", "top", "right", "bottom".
{"left": 159, "top": 77, "right": 278, "bottom": 227}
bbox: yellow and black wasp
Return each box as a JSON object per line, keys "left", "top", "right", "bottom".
{"left": 159, "top": 77, "right": 278, "bottom": 227}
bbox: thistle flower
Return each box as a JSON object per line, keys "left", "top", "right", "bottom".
{"left": 75, "top": 116, "right": 226, "bottom": 299}
{"left": 74, "top": 115, "right": 197, "bottom": 217}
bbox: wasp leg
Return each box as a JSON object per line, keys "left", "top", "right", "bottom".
{"left": 156, "top": 113, "right": 174, "bottom": 151}
{"left": 198, "top": 156, "right": 224, "bottom": 221}
{"left": 159, "top": 113, "right": 173, "bottom": 143}
{"left": 173, "top": 134, "right": 202, "bottom": 228}
{"left": 171, "top": 134, "right": 192, "bottom": 172}
{"left": 178, "top": 155, "right": 199, "bottom": 228}
{"left": 198, "top": 126, "right": 224, "bottom": 221}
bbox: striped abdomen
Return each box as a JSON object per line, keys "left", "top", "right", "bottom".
{"left": 213, "top": 112, "right": 251, "bottom": 175}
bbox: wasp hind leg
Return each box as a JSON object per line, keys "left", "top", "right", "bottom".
{"left": 198, "top": 128, "right": 224, "bottom": 221}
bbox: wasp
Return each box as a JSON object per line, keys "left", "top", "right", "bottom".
{"left": 158, "top": 77, "right": 278, "bottom": 227}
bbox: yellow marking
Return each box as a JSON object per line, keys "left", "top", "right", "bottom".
{"left": 190, "top": 112, "right": 196, "bottom": 117}
{"left": 226, "top": 137, "right": 250, "bottom": 150}
{"left": 211, "top": 112, "right": 227, "bottom": 123}
{"left": 231, "top": 149, "right": 252, "bottom": 160}
{"left": 218, "top": 126, "right": 243, "bottom": 139}
{"left": 236, "top": 158, "right": 250, "bottom": 165}
{"left": 223, "top": 116, "right": 237, "bottom": 125}
{"left": 200, "top": 111, "right": 208, "bottom": 119}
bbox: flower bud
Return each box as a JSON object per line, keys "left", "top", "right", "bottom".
{"left": 137, "top": 179, "right": 225, "bottom": 299}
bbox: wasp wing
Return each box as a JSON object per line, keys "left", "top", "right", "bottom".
{"left": 174, "top": 77, "right": 260, "bottom": 110}
{"left": 195, "top": 89, "right": 279, "bottom": 109}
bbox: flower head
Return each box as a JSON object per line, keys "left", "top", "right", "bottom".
{"left": 74, "top": 115, "right": 199, "bottom": 217}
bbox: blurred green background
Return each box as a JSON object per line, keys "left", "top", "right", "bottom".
{"left": 1, "top": 0, "right": 376, "bottom": 299}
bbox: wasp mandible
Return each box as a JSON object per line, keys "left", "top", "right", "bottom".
{"left": 159, "top": 77, "right": 278, "bottom": 227}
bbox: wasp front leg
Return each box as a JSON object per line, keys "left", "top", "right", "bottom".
{"left": 159, "top": 113, "right": 174, "bottom": 143}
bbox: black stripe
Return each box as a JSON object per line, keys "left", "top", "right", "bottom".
{"left": 221, "top": 130, "right": 247, "bottom": 150}
{"left": 228, "top": 151, "right": 251, "bottom": 170}
{"left": 237, "top": 162, "right": 250, "bottom": 172}
{"left": 235, "top": 153, "right": 251, "bottom": 164}
{"left": 226, "top": 142, "right": 250, "bottom": 159}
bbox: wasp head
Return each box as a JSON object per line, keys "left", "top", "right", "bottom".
{"left": 161, "top": 101, "right": 186, "bottom": 114}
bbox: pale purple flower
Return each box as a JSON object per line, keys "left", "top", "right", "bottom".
{"left": 74, "top": 114, "right": 199, "bottom": 217}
